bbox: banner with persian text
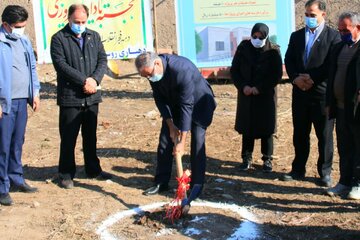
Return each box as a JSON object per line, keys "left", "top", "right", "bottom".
{"left": 175, "top": 0, "right": 295, "bottom": 68}
{"left": 33, "top": 0, "right": 153, "bottom": 63}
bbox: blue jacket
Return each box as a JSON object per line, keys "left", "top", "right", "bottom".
{"left": 150, "top": 54, "right": 216, "bottom": 131}
{"left": 0, "top": 27, "right": 40, "bottom": 114}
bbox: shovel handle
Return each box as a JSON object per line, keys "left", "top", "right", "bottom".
{"left": 174, "top": 136, "right": 184, "bottom": 178}
{"left": 175, "top": 153, "right": 183, "bottom": 178}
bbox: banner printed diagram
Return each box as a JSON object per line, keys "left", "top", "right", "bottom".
{"left": 175, "top": 0, "right": 295, "bottom": 68}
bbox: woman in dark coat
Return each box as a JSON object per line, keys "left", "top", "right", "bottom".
{"left": 230, "top": 23, "right": 283, "bottom": 172}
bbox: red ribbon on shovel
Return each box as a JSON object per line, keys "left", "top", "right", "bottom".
{"left": 165, "top": 152, "right": 191, "bottom": 222}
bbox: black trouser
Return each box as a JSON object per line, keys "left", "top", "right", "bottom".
{"left": 336, "top": 108, "right": 360, "bottom": 187}
{"left": 154, "top": 120, "right": 207, "bottom": 186}
{"left": 241, "top": 135, "right": 273, "bottom": 162}
{"left": 58, "top": 105, "right": 101, "bottom": 178}
{"left": 291, "top": 97, "right": 334, "bottom": 177}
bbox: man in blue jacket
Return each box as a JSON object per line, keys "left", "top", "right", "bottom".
{"left": 135, "top": 52, "right": 216, "bottom": 203}
{"left": 0, "top": 5, "right": 41, "bottom": 206}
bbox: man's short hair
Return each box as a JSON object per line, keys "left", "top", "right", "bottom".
{"left": 339, "top": 11, "right": 360, "bottom": 26}
{"left": 2, "top": 5, "right": 28, "bottom": 25}
{"left": 68, "top": 4, "right": 89, "bottom": 18}
{"left": 135, "top": 52, "right": 160, "bottom": 71}
{"left": 305, "top": 0, "right": 326, "bottom": 11}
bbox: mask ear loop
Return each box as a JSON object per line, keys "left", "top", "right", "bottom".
{"left": 4, "top": 22, "right": 13, "bottom": 33}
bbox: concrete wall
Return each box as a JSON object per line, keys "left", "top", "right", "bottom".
{"left": 2, "top": 0, "right": 360, "bottom": 53}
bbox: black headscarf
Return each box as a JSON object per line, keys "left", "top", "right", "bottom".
{"left": 251, "top": 23, "right": 269, "bottom": 39}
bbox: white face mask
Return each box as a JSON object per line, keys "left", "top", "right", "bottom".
{"left": 250, "top": 37, "right": 266, "bottom": 48}
{"left": 149, "top": 73, "right": 163, "bottom": 82}
{"left": 148, "top": 64, "right": 164, "bottom": 82}
{"left": 8, "top": 26, "right": 25, "bottom": 39}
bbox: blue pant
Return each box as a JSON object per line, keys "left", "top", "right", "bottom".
{"left": 0, "top": 99, "right": 28, "bottom": 194}
{"left": 155, "top": 120, "right": 207, "bottom": 186}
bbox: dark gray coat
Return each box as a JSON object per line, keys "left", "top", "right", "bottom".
{"left": 230, "top": 40, "right": 282, "bottom": 138}
{"left": 50, "top": 24, "right": 107, "bottom": 107}
{"left": 327, "top": 41, "right": 360, "bottom": 123}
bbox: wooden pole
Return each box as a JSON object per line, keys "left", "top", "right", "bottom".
{"left": 153, "top": 0, "right": 158, "bottom": 52}
{"left": 175, "top": 153, "right": 183, "bottom": 178}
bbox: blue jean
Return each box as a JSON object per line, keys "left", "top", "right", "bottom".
{"left": 0, "top": 99, "right": 28, "bottom": 194}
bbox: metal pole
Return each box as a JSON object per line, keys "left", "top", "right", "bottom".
{"left": 153, "top": 0, "right": 158, "bottom": 52}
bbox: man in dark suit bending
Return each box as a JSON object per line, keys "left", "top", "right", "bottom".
{"left": 282, "top": 0, "right": 341, "bottom": 186}
{"left": 135, "top": 52, "right": 216, "bottom": 200}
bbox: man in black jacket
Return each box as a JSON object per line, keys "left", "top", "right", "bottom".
{"left": 326, "top": 12, "right": 360, "bottom": 200}
{"left": 50, "top": 4, "right": 110, "bottom": 189}
{"left": 282, "top": 0, "right": 340, "bottom": 186}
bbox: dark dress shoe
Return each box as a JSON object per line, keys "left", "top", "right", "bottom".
{"left": 59, "top": 173, "right": 74, "bottom": 189}
{"left": 60, "top": 178, "right": 74, "bottom": 189}
{"left": 143, "top": 183, "right": 169, "bottom": 196}
{"left": 96, "top": 171, "right": 113, "bottom": 180}
{"left": 0, "top": 193, "right": 13, "bottom": 206}
{"left": 263, "top": 160, "right": 273, "bottom": 173}
{"left": 281, "top": 172, "right": 305, "bottom": 181}
{"left": 317, "top": 175, "right": 332, "bottom": 187}
{"left": 239, "top": 162, "right": 252, "bottom": 171}
{"left": 87, "top": 171, "right": 113, "bottom": 180}
{"left": 11, "top": 182, "right": 38, "bottom": 193}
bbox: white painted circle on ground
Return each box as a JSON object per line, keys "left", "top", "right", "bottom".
{"left": 96, "top": 200, "right": 260, "bottom": 240}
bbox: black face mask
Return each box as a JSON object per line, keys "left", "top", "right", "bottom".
{"left": 341, "top": 32, "right": 355, "bottom": 46}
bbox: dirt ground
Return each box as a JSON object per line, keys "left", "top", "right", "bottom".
{"left": 0, "top": 61, "right": 359, "bottom": 240}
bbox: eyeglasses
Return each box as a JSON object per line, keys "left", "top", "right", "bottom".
{"left": 305, "top": 13, "right": 317, "bottom": 18}
{"left": 252, "top": 35, "right": 265, "bottom": 40}
{"left": 6, "top": 22, "right": 25, "bottom": 29}
{"left": 145, "top": 64, "right": 156, "bottom": 79}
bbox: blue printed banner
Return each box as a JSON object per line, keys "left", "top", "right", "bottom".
{"left": 175, "top": 0, "right": 295, "bottom": 67}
